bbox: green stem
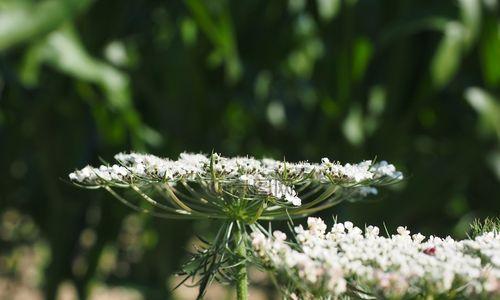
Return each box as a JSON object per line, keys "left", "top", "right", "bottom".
{"left": 235, "top": 222, "right": 248, "bottom": 300}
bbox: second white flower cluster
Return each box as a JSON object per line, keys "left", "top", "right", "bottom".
{"left": 252, "top": 218, "right": 500, "bottom": 299}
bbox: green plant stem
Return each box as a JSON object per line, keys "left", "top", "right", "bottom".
{"left": 235, "top": 223, "right": 248, "bottom": 300}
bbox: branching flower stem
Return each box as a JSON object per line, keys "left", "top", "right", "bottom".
{"left": 235, "top": 221, "right": 248, "bottom": 300}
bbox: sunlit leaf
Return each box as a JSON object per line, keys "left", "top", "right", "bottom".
{"left": 18, "top": 25, "right": 161, "bottom": 148}
{"left": 266, "top": 101, "right": 286, "bottom": 128}
{"left": 316, "top": 0, "right": 341, "bottom": 22}
{"left": 464, "top": 87, "right": 500, "bottom": 139}
{"left": 458, "top": 0, "right": 481, "bottom": 49}
{"left": 365, "top": 86, "right": 386, "bottom": 135}
{"left": 104, "top": 41, "right": 130, "bottom": 67}
{"left": 18, "top": 41, "right": 45, "bottom": 86}
{"left": 430, "top": 22, "right": 465, "bottom": 89}
{"left": 482, "top": 0, "right": 499, "bottom": 11}
{"left": 0, "top": 0, "right": 93, "bottom": 51}
{"left": 45, "top": 27, "right": 131, "bottom": 110}
{"left": 288, "top": 0, "right": 306, "bottom": 14}
{"left": 367, "top": 86, "right": 386, "bottom": 116}
{"left": 342, "top": 105, "right": 364, "bottom": 145}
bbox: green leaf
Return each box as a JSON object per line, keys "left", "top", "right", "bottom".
{"left": 458, "top": 0, "right": 481, "bottom": 49}
{"left": 342, "top": 104, "right": 364, "bottom": 145}
{"left": 430, "top": 22, "right": 465, "bottom": 89}
{"left": 464, "top": 87, "right": 500, "bottom": 140}
{"left": 181, "top": 17, "right": 198, "bottom": 46}
{"left": 18, "top": 40, "right": 46, "bottom": 86}
{"left": 316, "top": 0, "right": 341, "bottom": 22}
{"left": 479, "top": 17, "right": 500, "bottom": 87}
{"left": 44, "top": 26, "right": 131, "bottom": 110}
{"left": 378, "top": 17, "right": 449, "bottom": 49}
{"left": 0, "top": 0, "right": 94, "bottom": 51}
{"left": 352, "top": 37, "right": 373, "bottom": 82}
{"left": 185, "top": 0, "right": 242, "bottom": 83}
{"left": 19, "top": 25, "right": 162, "bottom": 148}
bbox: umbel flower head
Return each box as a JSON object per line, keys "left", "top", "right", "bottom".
{"left": 251, "top": 217, "right": 500, "bottom": 299}
{"left": 69, "top": 152, "right": 403, "bottom": 222}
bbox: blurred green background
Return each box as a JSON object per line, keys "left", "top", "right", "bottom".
{"left": 0, "top": 0, "right": 499, "bottom": 299}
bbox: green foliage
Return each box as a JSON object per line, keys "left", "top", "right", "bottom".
{"left": 468, "top": 217, "right": 500, "bottom": 238}
{"left": 0, "top": 0, "right": 93, "bottom": 51}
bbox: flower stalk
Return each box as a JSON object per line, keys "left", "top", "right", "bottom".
{"left": 235, "top": 221, "right": 248, "bottom": 300}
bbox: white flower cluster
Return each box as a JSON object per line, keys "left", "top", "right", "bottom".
{"left": 69, "top": 152, "right": 402, "bottom": 207}
{"left": 252, "top": 218, "right": 500, "bottom": 299}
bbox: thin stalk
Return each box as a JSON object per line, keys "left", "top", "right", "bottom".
{"left": 234, "top": 222, "right": 248, "bottom": 300}
{"left": 104, "top": 187, "right": 192, "bottom": 219}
